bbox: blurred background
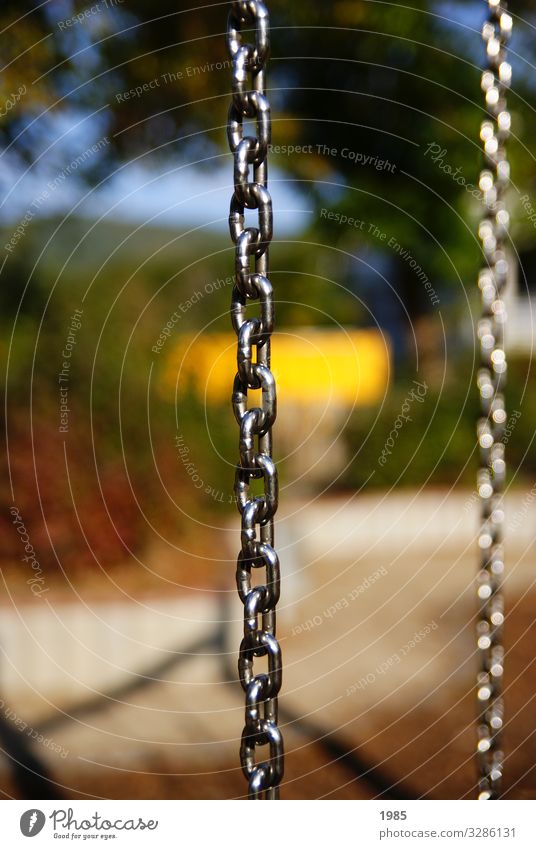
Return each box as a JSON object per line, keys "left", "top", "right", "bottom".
{"left": 0, "top": 0, "right": 535, "bottom": 800}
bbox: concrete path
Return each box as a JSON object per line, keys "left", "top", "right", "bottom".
{"left": 0, "top": 489, "right": 534, "bottom": 798}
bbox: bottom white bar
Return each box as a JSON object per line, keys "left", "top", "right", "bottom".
{"left": 2, "top": 800, "right": 534, "bottom": 848}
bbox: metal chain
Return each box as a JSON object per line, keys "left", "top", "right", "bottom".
{"left": 226, "top": 0, "right": 284, "bottom": 799}
{"left": 476, "top": 0, "right": 512, "bottom": 801}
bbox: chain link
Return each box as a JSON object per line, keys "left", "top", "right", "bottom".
{"left": 227, "top": 0, "right": 284, "bottom": 799}
{"left": 476, "top": 0, "right": 512, "bottom": 801}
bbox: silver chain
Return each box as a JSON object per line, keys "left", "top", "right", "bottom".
{"left": 476, "top": 0, "right": 512, "bottom": 801}
{"left": 226, "top": 0, "right": 283, "bottom": 799}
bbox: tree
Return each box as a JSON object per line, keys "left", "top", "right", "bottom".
{"left": 1, "top": 0, "right": 535, "bottom": 320}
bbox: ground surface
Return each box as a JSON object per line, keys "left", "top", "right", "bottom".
{"left": 0, "top": 492, "right": 534, "bottom": 800}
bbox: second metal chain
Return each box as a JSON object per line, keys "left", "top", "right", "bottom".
{"left": 226, "top": 0, "right": 284, "bottom": 799}
{"left": 476, "top": 0, "right": 512, "bottom": 800}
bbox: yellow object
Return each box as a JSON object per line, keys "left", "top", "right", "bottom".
{"left": 164, "top": 327, "right": 390, "bottom": 407}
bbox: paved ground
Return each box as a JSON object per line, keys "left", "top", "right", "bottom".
{"left": 0, "top": 491, "right": 535, "bottom": 799}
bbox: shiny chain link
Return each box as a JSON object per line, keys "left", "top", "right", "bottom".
{"left": 226, "top": 0, "right": 283, "bottom": 799}
{"left": 475, "top": 0, "right": 512, "bottom": 801}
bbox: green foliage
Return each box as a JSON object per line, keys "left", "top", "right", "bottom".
{"left": 338, "top": 354, "right": 536, "bottom": 491}
{"left": 2, "top": 2, "right": 536, "bottom": 322}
